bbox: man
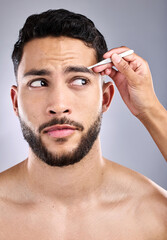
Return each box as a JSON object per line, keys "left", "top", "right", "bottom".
{"left": 0, "top": 9, "right": 166, "bottom": 239}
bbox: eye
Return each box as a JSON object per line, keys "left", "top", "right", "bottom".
{"left": 29, "top": 79, "right": 48, "bottom": 87}
{"left": 71, "top": 78, "right": 88, "bottom": 86}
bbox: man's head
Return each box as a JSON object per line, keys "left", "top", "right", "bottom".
{"left": 12, "top": 9, "right": 108, "bottom": 77}
{"left": 11, "top": 9, "right": 114, "bottom": 167}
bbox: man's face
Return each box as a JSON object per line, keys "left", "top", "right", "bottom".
{"left": 12, "top": 36, "right": 113, "bottom": 167}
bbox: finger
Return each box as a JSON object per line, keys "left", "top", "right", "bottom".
{"left": 125, "top": 54, "right": 149, "bottom": 75}
{"left": 108, "top": 68, "right": 118, "bottom": 79}
{"left": 100, "top": 71, "right": 105, "bottom": 76}
{"left": 104, "top": 68, "right": 112, "bottom": 76}
{"left": 111, "top": 53, "right": 136, "bottom": 84}
{"left": 129, "top": 59, "right": 142, "bottom": 72}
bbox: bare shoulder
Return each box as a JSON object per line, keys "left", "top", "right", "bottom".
{"left": 135, "top": 179, "right": 167, "bottom": 239}
{"left": 0, "top": 161, "right": 27, "bottom": 203}
{"left": 104, "top": 159, "right": 167, "bottom": 238}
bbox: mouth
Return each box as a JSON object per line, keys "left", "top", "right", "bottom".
{"left": 43, "top": 124, "right": 78, "bottom": 138}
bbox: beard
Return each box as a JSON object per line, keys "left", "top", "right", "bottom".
{"left": 19, "top": 113, "right": 102, "bottom": 167}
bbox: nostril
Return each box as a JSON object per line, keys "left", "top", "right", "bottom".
{"left": 63, "top": 109, "right": 69, "bottom": 113}
{"left": 49, "top": 110, "right": 56, "bottom": 114}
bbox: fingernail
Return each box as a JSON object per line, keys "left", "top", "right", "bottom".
{"left": 112, "top": 53, "right": 122, "bottom": 63}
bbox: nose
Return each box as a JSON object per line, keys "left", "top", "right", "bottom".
{"left": 46, "top": 86, "right": 72, "bottom": 117}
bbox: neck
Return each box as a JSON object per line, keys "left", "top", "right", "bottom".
{"left": 23, "top": 138, "right": 105, "bottom": 205}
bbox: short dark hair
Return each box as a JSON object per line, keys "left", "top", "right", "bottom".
{"left": 12, "top": 9, "right": 108, "bottom": 77}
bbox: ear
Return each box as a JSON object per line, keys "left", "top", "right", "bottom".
{"left": 11, "top": 85, "right": 19, "bottom": 116}
{"left": 102, "top": 81, "right": 114, "bottom": 113}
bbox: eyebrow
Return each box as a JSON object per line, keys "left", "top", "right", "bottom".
{"left": 23, "top": 65, "right": 96, "bottom": 78}
{"left": 23, "top": 69, "right": 51, "bottom": 78}
{"left": 64, "top": 66, "right": 96, "bottom": 75}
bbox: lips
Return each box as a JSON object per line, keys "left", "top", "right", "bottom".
{"left": 43, "top": 125, "right": 77, "bottom": 138}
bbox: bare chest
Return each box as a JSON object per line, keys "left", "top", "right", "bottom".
{"left": 0, "top": 203, "right": 154, "bottom": 240}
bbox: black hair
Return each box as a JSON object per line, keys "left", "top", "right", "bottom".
{"left": 12, "top": 9, "right": 108, "bottom": 77}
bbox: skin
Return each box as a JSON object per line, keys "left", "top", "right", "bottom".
{"left": 0, "top": 37, "right": 166, "bottom": 239}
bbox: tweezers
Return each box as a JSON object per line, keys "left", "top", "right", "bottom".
{"left": 87, "top": 49, "right": 134, "bottom": 69}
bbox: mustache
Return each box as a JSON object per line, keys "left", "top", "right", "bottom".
{"left": 38, "top": 117, "right": 84, "bottom": 133}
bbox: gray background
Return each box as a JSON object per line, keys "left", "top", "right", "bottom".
{"left": 0, "top": 0, "right": 166, "bottom": 189}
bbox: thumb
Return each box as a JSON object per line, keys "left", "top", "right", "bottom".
{"left": 112, "top": 53, "right": 135, "bottom": 82}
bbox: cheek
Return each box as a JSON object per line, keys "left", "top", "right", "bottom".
{"left": 77, "top": 86, "right": 103, "bottom": 123}
{"left": 17, "top": 91, "right": 44, "bottom": 125}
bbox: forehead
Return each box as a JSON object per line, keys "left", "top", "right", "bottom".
{"left": 18, "top": 37, "right": 97, "bottom": 75}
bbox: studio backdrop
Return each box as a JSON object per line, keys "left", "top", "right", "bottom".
{"left": 1, "top": 0, "right": 167, "bottom": 188}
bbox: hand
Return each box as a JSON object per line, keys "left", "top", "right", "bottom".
{"left": 93, "top": 46, "right": 158, "bottom": 118}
